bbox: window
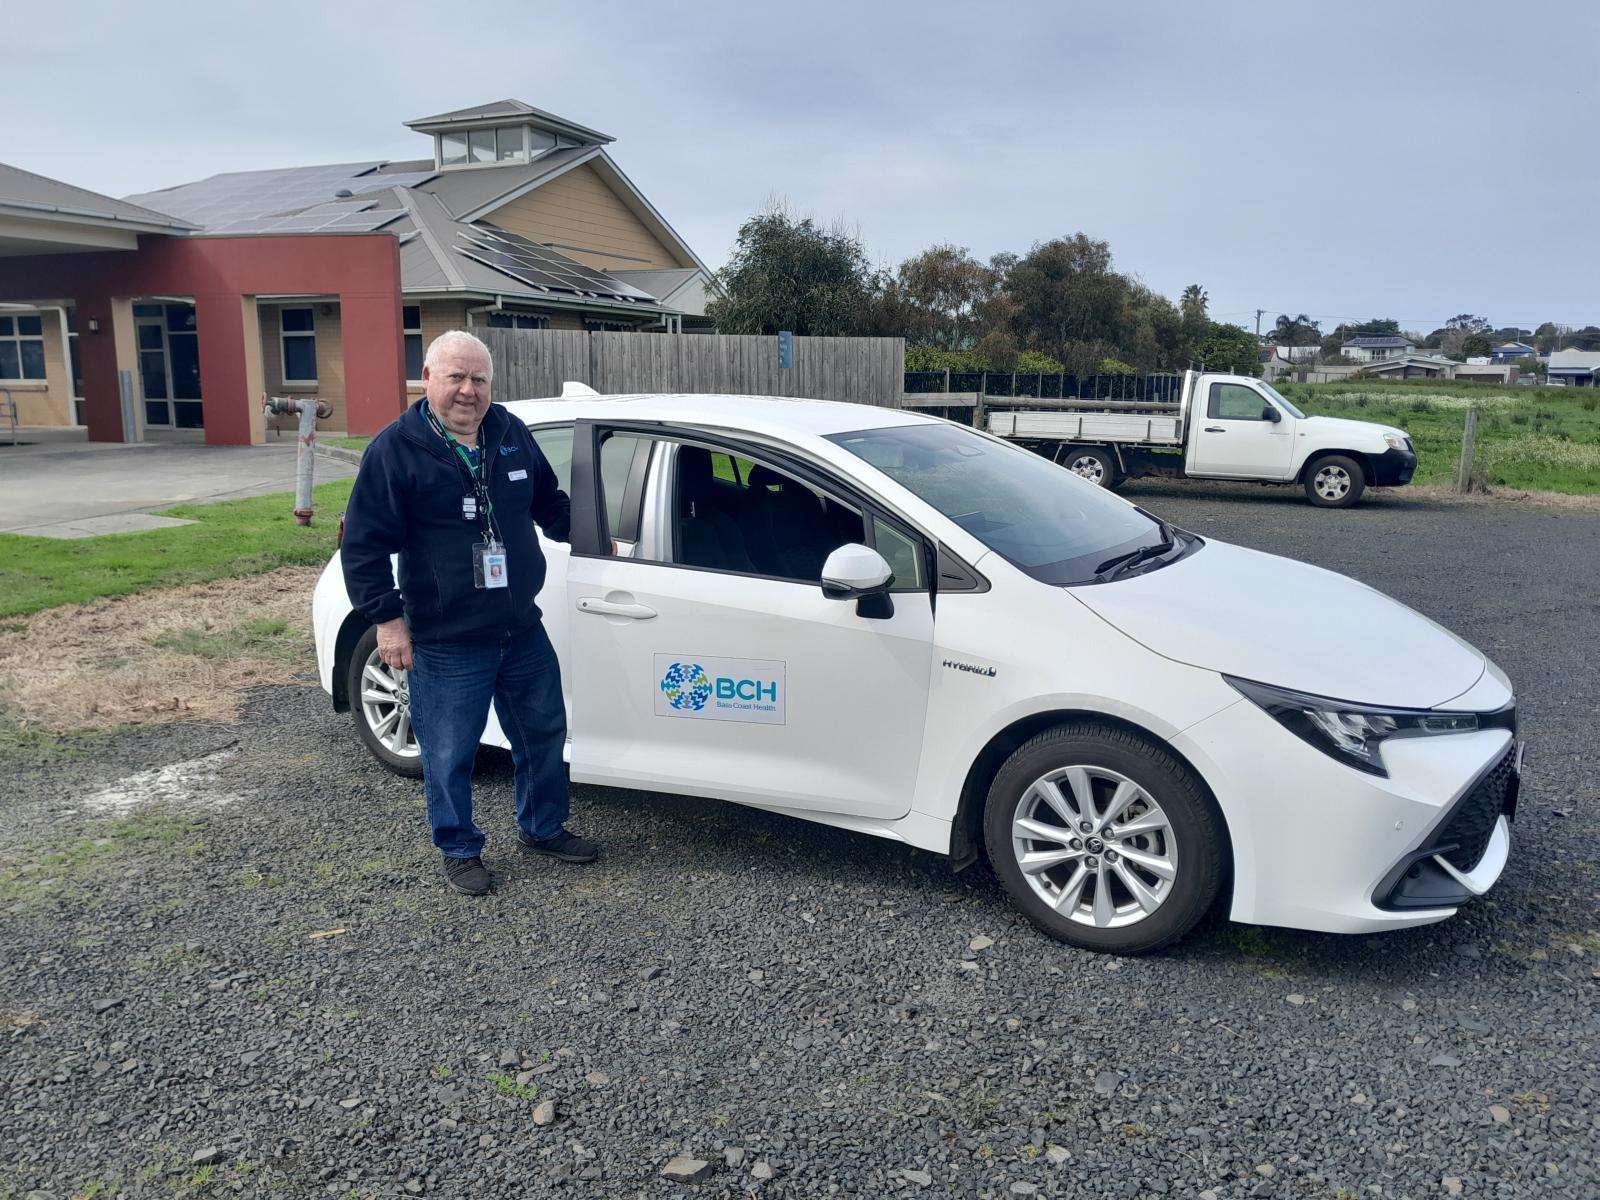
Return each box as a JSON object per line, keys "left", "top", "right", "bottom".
{"left": 441, "top": 132, "right": 467, "bottom": 166}
{"left": 0, "top": 313, "right": 46, "bottom": 381}
{"left": 468, "top": 129, "right": 495, "bottom": 163}
{"left": 600, "top": 433, "right": 653, "bottom": 544}
{"left": 872, "top": 515, "right": 926, "bottom": 592}
{"left": 403, "top": 305, "right": 423, "bottom": 381}
{"left": 67, "top": 309, "right": 84, "bottom": 423}
{"left": 495, "top": 126, "right": 524, "bottom": 161}
{"left": 280, "top": 307, "right": 317, "bottom": 384}
{"left": 486, "top": 312, "right": 548, "bottom": 330}
{"left": 1208, "top": 383, "right": 1269, "bottom": 421}
{"left": 584, "top": 318, "right": 636, "bottom": 333}
{"left": 827, "top": 422, "right": 1159, "bottom": 587}
{"left": 528, "top": 424, "right": 574, "bottom": 494}
{"left": 670, "top": 443, "right": 867, "bottom": 583}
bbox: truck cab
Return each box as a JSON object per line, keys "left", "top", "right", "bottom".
{"left": 1183, "top": 372, "right": 1416, "bottom": 505}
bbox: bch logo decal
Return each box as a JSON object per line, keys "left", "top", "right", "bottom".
{"left": 659, "top": 662, "right": 712, "bottom": 711}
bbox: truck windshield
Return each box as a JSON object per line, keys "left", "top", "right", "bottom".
{"left": 827, "top": 423, "right": 1165, "bottom": 585}
{"left": 1259, "top": 382, "right": 1306, "bottom": 419}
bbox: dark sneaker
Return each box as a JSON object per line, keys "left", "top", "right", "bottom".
{"left": 442, "top": 854, "right": 491, "bottom": 895}
{"left": 519, "top": 828, "right": 600, "bottom": 864}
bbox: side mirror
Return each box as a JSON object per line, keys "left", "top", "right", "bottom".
{"left": 1262, "top": 405, "right": 1282, "bottom": 423}
{"left": 821, "top": 544, "right": 895, "bottom": 619}
{"left": 821, "top": 544, "right": 893, "bottom": 598}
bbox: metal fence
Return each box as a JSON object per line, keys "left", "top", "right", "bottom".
{"left": 903, "top": 370, "right": 1185, "bottom": 404}
{"left": 481, "top": 329, "right": 907, "bottom": 408}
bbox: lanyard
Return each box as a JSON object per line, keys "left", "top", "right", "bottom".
{"left": 425, "top": 403, "right": 497, "bottom": 539}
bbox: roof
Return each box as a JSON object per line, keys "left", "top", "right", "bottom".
{"left": 0, "top": 161, "right": 195, "bottom": 232}
{"left": 501, "top": 393, "right": 931, "bottom": 438}
{"left": 1364, "top": 353, "right": 1455, "bottom": 371}
{"left": 1343, "top": 335, "right": 1414, "bottom": 348}
{"left": 1547, "top": 350, "right": 1600, "bottom": 373}
{"left": 404, "top": 99, "right": 613, "bottom": 145}
{"left": 123, "top": 161, "right": 426, "bottom": 233}
{"left": 414, "top": 146, "right": 597, "bottom": 219}
{"left": 1493, "top": 341, "right": 1535, "bottom": 352}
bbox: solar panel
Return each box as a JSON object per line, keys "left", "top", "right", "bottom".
{"left": 454, "top": 223, "right": 659, "bottom": 304}
{"left": 124, "top": 163, "right": 434, "bottom": 230}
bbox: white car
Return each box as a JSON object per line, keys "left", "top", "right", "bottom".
{"left": 312, "top": 392, "right": 1521, "bottom": 954}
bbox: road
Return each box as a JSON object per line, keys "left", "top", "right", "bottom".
{"left": 2, "top": 484, "right": 1596, "bottom": 1198}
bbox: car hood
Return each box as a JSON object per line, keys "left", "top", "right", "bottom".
{"left": 1070, "top": 540, "right": 1484, "bottom": 708}
{"left": 1297, "top": 414, "right": 1406, "bottom": 445}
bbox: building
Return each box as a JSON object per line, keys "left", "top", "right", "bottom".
{"left": 1452, "top": 362, "right": 1518, "bottom": 384}
{"left": 1340, "top": 335, "right": 1417, "bottom": 363}
{"left": 1491, "top": 341, "right": 1536, "bottom": 362}
{"left": 0, "top": 99, "right": 714, "bottom": 444}
{"left": 1546, "top": 349, "right": 1600, "bottom": 387}
{"left": 1360, "top": 353, "right": 1457, "bottom": 379}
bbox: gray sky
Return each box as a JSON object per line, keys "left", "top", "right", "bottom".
{"left": 11, "top": 0, "right": 1597, "bottom": 334}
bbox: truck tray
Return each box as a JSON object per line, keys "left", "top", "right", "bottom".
{"left": 987, "top": 410, "right": 1183, "bottom": 444}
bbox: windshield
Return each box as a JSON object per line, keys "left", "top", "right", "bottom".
{"left": 1259, "top": 381, "right": 1306, "bottom": 419}
{"left": 827, "top": 422, "right": 1163, "bottom": 585}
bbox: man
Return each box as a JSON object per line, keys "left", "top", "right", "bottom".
{"left": 341, "top": 329, "right": 598, "bottom": 895}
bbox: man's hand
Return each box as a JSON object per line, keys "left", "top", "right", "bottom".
{"left": 376, "top": 617, "right": 413, "bottom": 671}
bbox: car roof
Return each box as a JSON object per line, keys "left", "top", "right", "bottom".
{"left": 500, "top": 392, "right": 938, "bottom": 440}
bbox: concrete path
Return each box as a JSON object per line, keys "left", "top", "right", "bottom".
{"left": 0, "top": 429, "right": 358, "bottom": 537}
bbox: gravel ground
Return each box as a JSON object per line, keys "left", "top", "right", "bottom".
{"left": 3, "top": 483, "right": 1597, "bottom": 1200}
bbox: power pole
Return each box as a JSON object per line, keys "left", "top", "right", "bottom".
{"left": 1255, "top": 309, "right": 1266, "bottom": 339}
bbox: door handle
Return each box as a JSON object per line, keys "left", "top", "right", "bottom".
{"left": 1203, "top": 426, "right": 1226, "bottom": 433}
{"left": 576, "top": 597, "right": 657, "bottom": 620}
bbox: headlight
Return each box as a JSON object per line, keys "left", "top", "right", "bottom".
{"left": 1225, "top": 676, "right": 1478, "bottom": 777}
{"left": 1383, "top": 433, "right": 1408, "bottom": 451}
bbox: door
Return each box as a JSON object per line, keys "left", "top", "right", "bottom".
{"left": 566, "top": 427, "right": 935, "bottom": 821}
{"left": 1187, "top": 380, "right": 1294, "bottom": 478}
{"left": 133, "top": 303, "right": 203, "bottom": 431}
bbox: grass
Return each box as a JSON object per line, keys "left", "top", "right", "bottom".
{"left": 1273, "top": 379, "right": 1600, "bottom": 494}
{"left": 485, "top": 1071, "right": 539, "bottom": 1100}
{"left": 0, "top": 805, "right": 204, "bottom": 910}
{"left": 0, "top": 479, "right": 352, "bottom": 618}
{"left": 148, "top": 617, "right": 302, "bottom": 663}
{"left": 321, "top": 435, "right": 372, "bottom": 454}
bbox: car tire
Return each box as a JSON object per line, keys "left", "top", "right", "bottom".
{"left": 346, "top": 625, "right": 424, "bottom": 778}
{"left": 1062, "top": 446, "right": 1121, "bottom": 490}
{"left": 983, "top": 722, "right": 1226, "bottom": 955}
{"left": 1303, "top": 454, "right": 1367, "bottom": 508}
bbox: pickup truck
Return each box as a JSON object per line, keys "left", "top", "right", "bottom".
{"left": 985, "top": 370, "right": 1416, "bottom": 507}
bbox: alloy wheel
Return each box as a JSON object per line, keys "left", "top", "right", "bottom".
{"left": 1069, "top": 455, "right": 1107, "bottom": 485}
{"left": 1313, "top": 464, "right": 1352, "bottom": 501}
{"left": 1010, "top": 765, "right": 1178, "bottom": 929}
{"left": 359, "top": 650, "right": 420, "bottom": 759}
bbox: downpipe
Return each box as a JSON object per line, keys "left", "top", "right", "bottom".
{"left": 263, "top": 395, "right": 334, "bottom": 525}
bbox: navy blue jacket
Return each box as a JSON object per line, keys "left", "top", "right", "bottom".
{"left": 341, "top": 399, "right": 570, "bottom": 645}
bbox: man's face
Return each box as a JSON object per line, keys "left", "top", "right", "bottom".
{"left": 423, "top": 344, "right": 492, "bottom": 437}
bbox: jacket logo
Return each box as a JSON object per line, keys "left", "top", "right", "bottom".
{"left": 943, "top": 659, "right": 997, "bottom": 678}
{"left": 500, "top": 442, "right": 519, "bottom": 454}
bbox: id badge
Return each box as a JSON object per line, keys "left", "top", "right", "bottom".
{"left": 473, "top": 538, "right": 509, "bottom": 589}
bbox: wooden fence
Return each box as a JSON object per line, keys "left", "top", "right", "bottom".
{"left": 479, "top": 329, "right": 906, "bottom": 408}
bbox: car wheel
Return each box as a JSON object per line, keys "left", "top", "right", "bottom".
{"left": 1304, "top": 454, "right": 1366, "bottom": 508}
{"left": 983, "top": 722, "right": 1226, "bottom": 954}
{"left": 346, "top": 625, "right": 423, "bottom": 777}
{"left": 1063, "top": 446, "right": 1120, "bottom": 490}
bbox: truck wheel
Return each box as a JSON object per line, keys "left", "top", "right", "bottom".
{"left": 983, "top": 722, "right": 1225, "bottom": 955}
{"left": 1304, "top": 455, "right": 1366, "bottom": 508}
{"left": 1063, "top": 446, "right": 1120, "bottom": 490}
{"left": 346, "top": 625, "right": 424, "bottom": 777}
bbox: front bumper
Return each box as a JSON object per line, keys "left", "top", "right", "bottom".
{"left": 1370, "top": 445, "right": 1418, "bottom": 486}
{"left": 1174, "top": 697, "right": 1518, "bottom": 933}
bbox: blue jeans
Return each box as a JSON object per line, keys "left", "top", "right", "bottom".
{"left": 408, "top": 625, "right": 569, "bottom": 858}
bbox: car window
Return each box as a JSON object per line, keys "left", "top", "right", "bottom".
{"left": 1208, "top": 383, "right": 1268, "bottom": 421}
{"left": 826, "top": 422, "right": 1160, "bottom": 586}
{"left": 600, "top": 432, "right": 653, "bottom": 543}
{"left": 670, "top": 443, "right": 866, "bottom": 583}
{"left": 873, "top": 515, "right": 926, "bottom": 592}
{"left": 527, "top": 424, "right": 573, "bottom": 492}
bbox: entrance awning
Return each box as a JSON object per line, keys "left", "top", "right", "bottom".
{"left": 0, "top": 161, "right": 194, "bottom": 257}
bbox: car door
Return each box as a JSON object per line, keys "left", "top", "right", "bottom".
{"left": 1187, "top": 381, "right": 1296, "bottom": 478}
{"left": 565, "top": 423, "right": 935, "bottom": 822}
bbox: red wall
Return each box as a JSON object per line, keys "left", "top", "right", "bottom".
{"left": 0, "top": 234, "right": 405, "bottom": 444}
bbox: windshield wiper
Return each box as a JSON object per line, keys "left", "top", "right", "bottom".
{"left": 1094, "top": 521, "right": 1179, "bottom": 579}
